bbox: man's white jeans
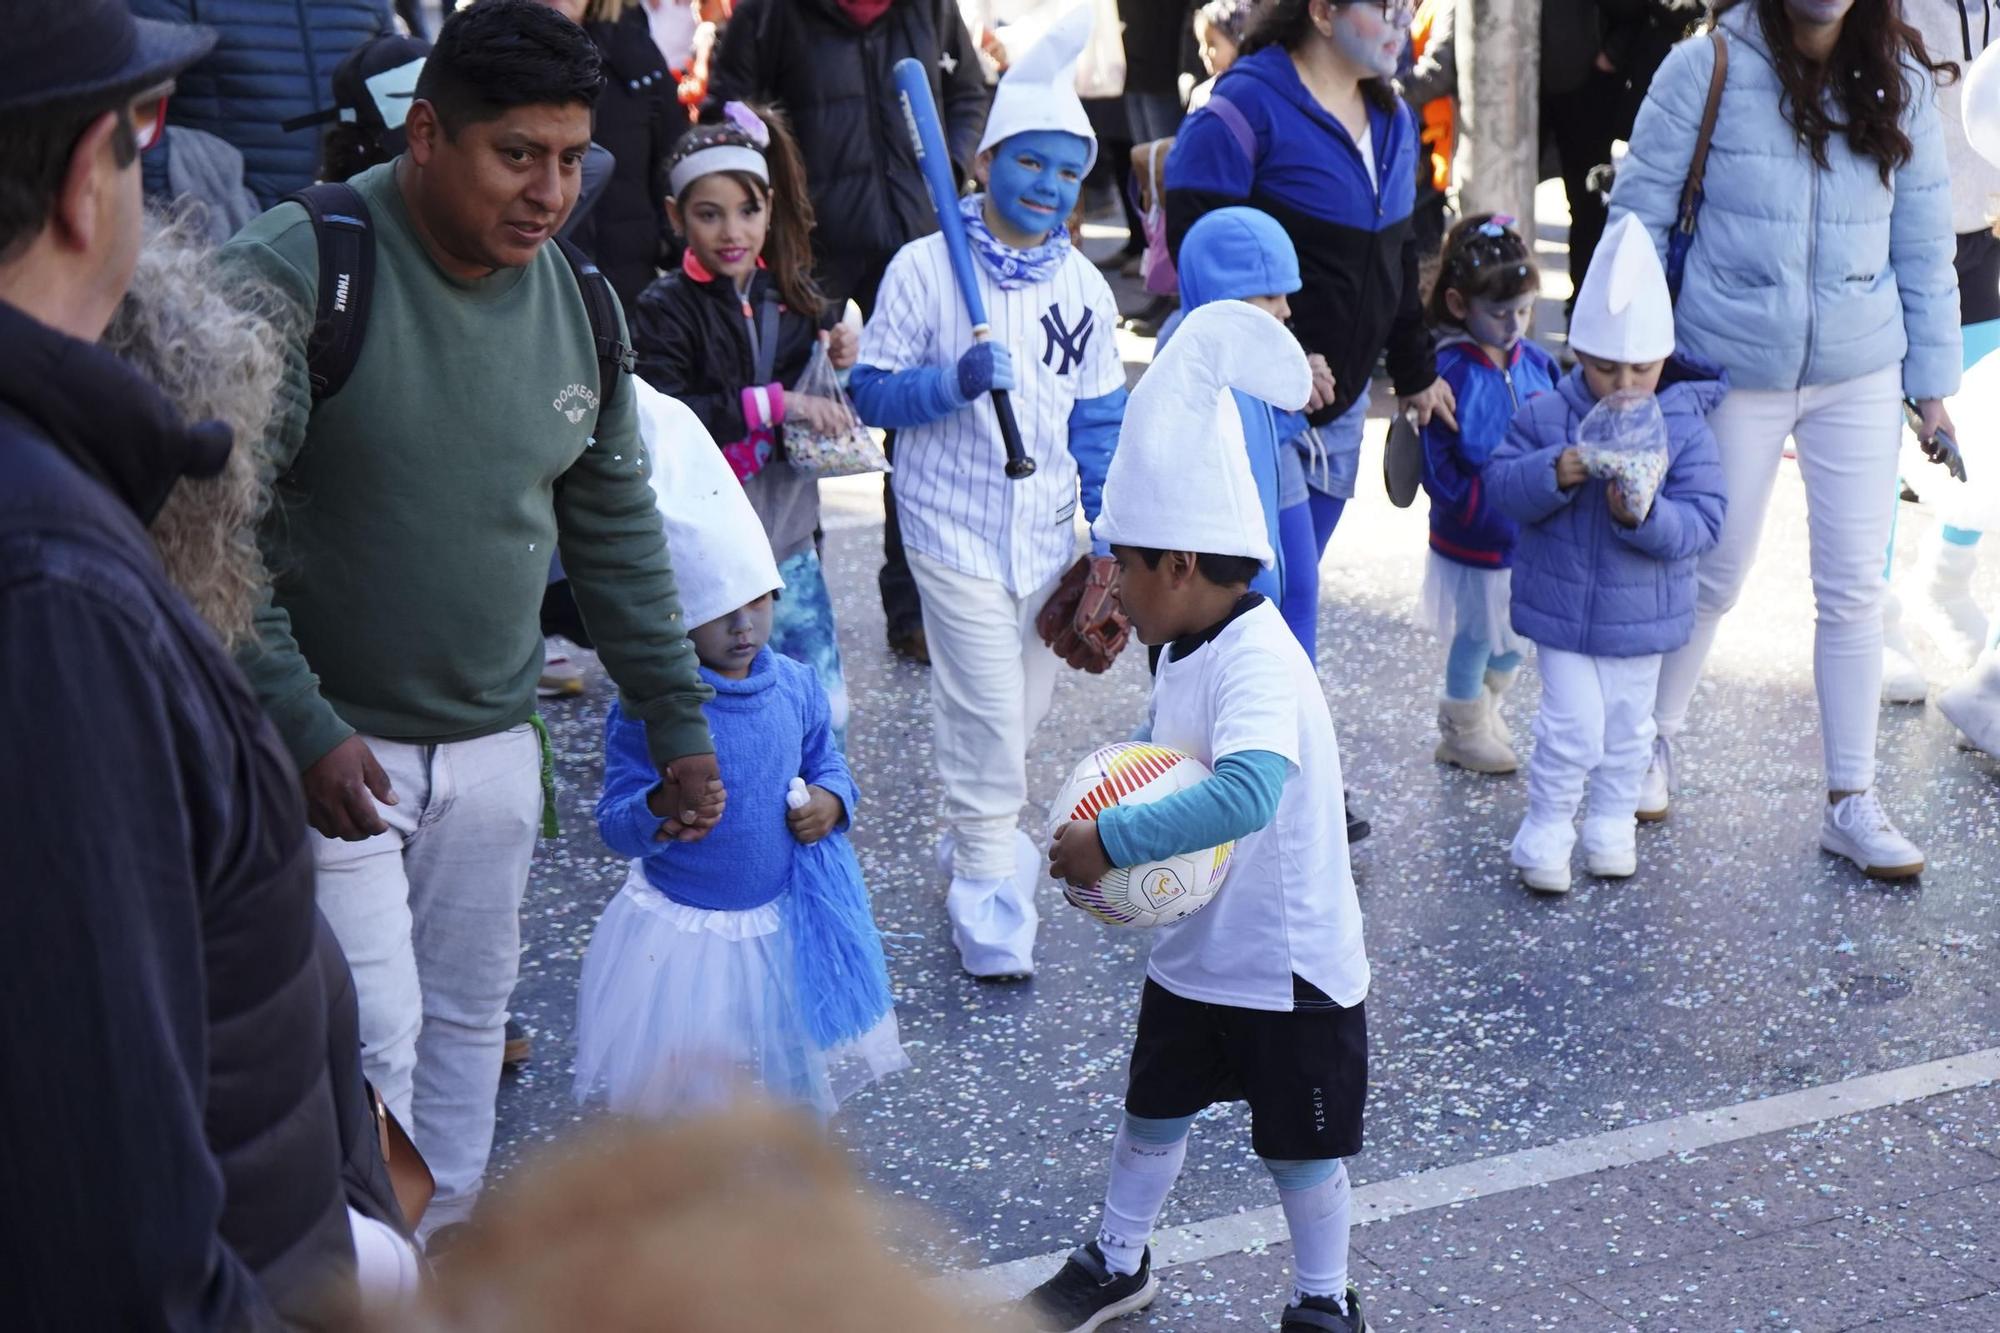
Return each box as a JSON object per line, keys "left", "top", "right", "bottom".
{"left": 1514, "top": 647, "right": 1663, "bottom": 868}
{"left": 1653, "top": 366, "right": 1903, "bottom": 793}
{"left": 907, "top": 549, "right": 1063, "bottom": 882}
{"left": 313, "top": 724, "right": 542, "bottom": 1239}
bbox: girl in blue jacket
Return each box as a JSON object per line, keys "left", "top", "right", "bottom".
{"left": 1486, "top": 218, "right": 1727, "bottom": 895}
{"left": 1418, "top": 216, "right": 1558, "bottom": 775}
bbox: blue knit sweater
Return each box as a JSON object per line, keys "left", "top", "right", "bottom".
{"left": 596, "top": 649, "right": 857, "bottom": 911}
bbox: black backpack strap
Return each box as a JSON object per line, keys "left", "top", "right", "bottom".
{"left": 282, "top": 182, "right": 375, "bottom": 401}
{"left": 554, "top": 237, "right": 636, "bottom": 431}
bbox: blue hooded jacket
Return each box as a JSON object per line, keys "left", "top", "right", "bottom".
{"left": 1485, "top": 356, "right": 1730, "bottom": 657}
{"left": 1169, "top": 207, "right": 1303, "bottom": 604}
{"left": 1422, "top": 336, "right": 1560, "bottom": 570}
{"left": 1164, "top": 45, "right": 1435, "bottom": 423}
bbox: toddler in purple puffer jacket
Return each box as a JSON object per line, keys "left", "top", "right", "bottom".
{"left": 1485, "top": 217, "right": 1727, "bottom": 896}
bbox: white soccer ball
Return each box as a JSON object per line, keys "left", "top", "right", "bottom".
{"left": 1050, "top": 742, "right": 1234, "bottom": 928}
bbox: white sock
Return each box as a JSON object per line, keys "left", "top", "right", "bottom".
{"left": 1275, "top": 1161, "right": 1352, "bottom": 1302}
{"left": 1095, "top": 1122, "right": 1188, "bottom": 1276}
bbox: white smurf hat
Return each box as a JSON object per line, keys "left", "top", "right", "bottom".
{"left": 977, "top": 2, "right": 1099, "bottom": 171}
{"left": 1093, "top": 300, "right": 1311, "bottom": 567}
{"left": 635, "top": 379, "right": 783, "bottom": 629}
{"left": 1568, "top": 212, "right": 1675, "bottom": 364}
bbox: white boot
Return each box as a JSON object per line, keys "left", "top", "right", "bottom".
{"left": 944, "top": 830, "right": 1043, "bottom": 979}
{"left": 1880, "top": 587, "right": 1930, "bottom": 704}
{"left": 1939, "top": 645, "right": 2000, "bottom": 757}
{"left": 1435, "top": 695, "right": 1519, "bottom": 774}
{"left": 1908, "top": 532, "right": 1990, "bottom": 670}
{"left": 1485, "top": 666, "right": 1521, "bottom": 750}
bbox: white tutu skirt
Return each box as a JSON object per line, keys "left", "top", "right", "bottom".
{"left": 573, "top": 865, "right": 907, "bottom": 1119}
{"left": 1418, "top": 551, "right": 1526, "bottom": 657}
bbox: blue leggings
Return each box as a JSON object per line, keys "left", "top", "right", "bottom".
{"left": 1123, "top": 1112, "right": 1341, "bottom": 1190}
{"left": 1446, "top": 636, "right": 1522, "bottom": 701}
{"left": 1277, "top": 494, "right": 1348, "bottom": 662}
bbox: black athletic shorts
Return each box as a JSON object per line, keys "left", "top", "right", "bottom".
{"left": 1124, "top": 975, "right": 1367, "bottom": 1161}
{"left": 1959, "top": 229, "right": 2000, "bottom": 327}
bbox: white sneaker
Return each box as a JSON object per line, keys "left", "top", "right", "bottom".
{"left": 1519, "top": 863, "right": 1572, "bottom": 894}
{"left": 1820, "top": 790, "right": 1925, "bottom": 880}
{"left": 1636, "top": 736, "right": 1674, "bottom": 823}
{"left": 538, "top": 637, "right": 586, "bottom": 698}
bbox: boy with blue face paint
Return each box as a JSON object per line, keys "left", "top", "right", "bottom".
{"left": 850, "top": 5, "right": 1129, "bottom": 980}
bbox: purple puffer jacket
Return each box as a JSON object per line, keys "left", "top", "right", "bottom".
{"left": 1485, "top": 355, "right": 1730, "bottom": 657}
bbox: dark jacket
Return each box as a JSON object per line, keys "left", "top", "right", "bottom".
{"left": 132, "top": 0, "right": 395, "bottom": 208}
{"left": 633, "top": 263, "right": 832, "bottom": 562}
{"left": 1421, "top": 336, "right": 1561, "bottom": 569}
{"left": 1165, "top": 45, "right": 1436, "bottom": 423}
{"left": 0, "top": 300, "right": 354, "bottom": 1330}
{"left": 705, "top": 0, "right": 988, "bottom": 309}
{"left": 572, "top": 6, "right": 689, "bottom": 310}
{"left": 1486, "top": 356, "right": 1730, "bottom": 657}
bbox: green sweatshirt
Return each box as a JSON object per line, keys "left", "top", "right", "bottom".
{"left": 220, "top": 162, "right": 713, "bottom": 772}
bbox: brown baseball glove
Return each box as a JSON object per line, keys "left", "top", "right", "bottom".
{"left": 1037, "top": 554, "right": 1130, "bottom": 673}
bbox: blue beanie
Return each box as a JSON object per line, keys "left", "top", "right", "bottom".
{"left": 1178, "top": 207, "right": 1301, "bottom": 308}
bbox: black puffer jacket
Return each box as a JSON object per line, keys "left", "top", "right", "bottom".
{"left": 633, "top": 265, "right": 833, "bottom": 562}
{"left": 705, "top": 0, "right": 987, "bottom": 309}
{"left": 0, "top": 301, "right": 353, "bottom": 1330}
{"left": 572, "top": 6, "right": 689, "bottom": 310}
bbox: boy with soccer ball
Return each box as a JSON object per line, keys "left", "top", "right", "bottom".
{"left": 849, "top": 5, "right": 1128, "bottom": 980}
{"left": 1032, "top": 301, "right": 1371, "bottom": 1333}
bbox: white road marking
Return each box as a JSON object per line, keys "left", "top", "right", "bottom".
{"left": 951, "top": 1046, "right": 2000, "bottom": 1304}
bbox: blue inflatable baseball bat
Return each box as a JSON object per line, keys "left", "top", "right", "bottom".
{"left": 891, "top": 56, "right": 1034, "bottom": 480}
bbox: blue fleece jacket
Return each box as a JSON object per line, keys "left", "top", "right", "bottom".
{"left": 1171, "top": 207, "right": 1305, "bottom": 603}
{"left": 597, "top": 650, "right": 857, "bottom": 910}
{"left": 1422, "top": 336, "right": 1561, "bottom": 570}
{"left": 1485, "top": 357, "right": 1730, "bottom": 657}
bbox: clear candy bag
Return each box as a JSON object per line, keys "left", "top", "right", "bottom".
{"left": 784, "top": 341, "right": 890, "bottom": 479}
{"left": 1576, "top": 388, "right": 1669, "bottom": 522}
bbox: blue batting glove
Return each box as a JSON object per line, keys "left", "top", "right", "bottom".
{"left": 955, "top": 342, "right": 1016, "bottom": 402}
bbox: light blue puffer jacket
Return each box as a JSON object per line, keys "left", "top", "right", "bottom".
{"left": 1609, "top": 5, "right": 1960, "bottom": 400}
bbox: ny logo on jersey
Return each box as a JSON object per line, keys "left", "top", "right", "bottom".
{"left": 1040, "top": 304, "right": 1094, "bottom": 376}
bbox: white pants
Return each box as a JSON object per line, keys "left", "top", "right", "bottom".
{"left": 314, "top": 725, "right": 542, "bottom": 1237}
{"left": 1653, "top": 366, "right": 1903, "bottom": 793}
{"left": 907, "top": 549, "right": 1063, "bottom": 881}
{"left": 1514, "top": 647, "right": 1663, "bottom": 867}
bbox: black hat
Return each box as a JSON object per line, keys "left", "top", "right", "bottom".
{"left": 281, "top": 35, "right": 430, "bottom": 153}
{"left": 0, "top": 0, "right": 216, "bottom": 113}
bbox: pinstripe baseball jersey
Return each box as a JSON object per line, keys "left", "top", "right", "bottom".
{"left": 860, "top": 234, "right": 1125, "bottom": 595}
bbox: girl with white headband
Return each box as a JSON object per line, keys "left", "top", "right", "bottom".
{"left": 632, "top": 101, "right": 860, "bottom": 747}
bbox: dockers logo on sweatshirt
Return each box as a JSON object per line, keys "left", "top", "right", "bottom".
{"left": 553, "top": 383, "right": 598, "bottom": 425}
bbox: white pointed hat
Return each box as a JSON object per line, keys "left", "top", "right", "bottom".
{"left": 635, "top": 379, "right": 783, "bottom": 629}
{"left": 978, "top": 2, "right": 1099, "bottom": 171}
{"left": 1567, "top": 212, "right": 1675, "bottom": 364}
{"left": 1965, "top": 40, "right": 2000, "bottom": 168}
{"left": 1093, "top": 300, "right": 1311, "bottom": 566}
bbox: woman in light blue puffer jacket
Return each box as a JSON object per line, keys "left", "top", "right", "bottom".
{"left": 1609, "top": 0, "right": 1960, "bottom": 880}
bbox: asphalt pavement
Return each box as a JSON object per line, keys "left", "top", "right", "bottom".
{"left": 493, "top": 222, "right": 2000, "bottom": 1331}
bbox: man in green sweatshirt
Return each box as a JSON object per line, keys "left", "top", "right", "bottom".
{"left": 220, "top": 0, "right": 721, "bottom": 1238}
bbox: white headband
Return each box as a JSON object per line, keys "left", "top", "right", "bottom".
{"left": 669, "top": 145, "right": 769, "bottom": 197}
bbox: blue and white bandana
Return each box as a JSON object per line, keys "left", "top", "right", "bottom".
{"left": 961, "top": 194, "right": 1072, "bottom": 290}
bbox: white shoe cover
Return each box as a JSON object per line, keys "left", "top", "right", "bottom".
{"left": 1939, "top": 647, "right": 2000, "bottom": 757}
{"left": 944, "top": 831, "right": 1043, "bottom": 978}
{"left": 1880, "top": 587, "right": 1930, "bottom": 704}
{"left": 1581, "top": 816, "right": 1638, "bottom": 879}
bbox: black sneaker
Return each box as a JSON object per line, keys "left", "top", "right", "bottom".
{"left": 1343, "top": 790, "right": 1372, "bottom": 845}
{"left": 1280, "top": 1287, "right": 1367, "bottom": 1332}
{"left": 1019, "top": 1241, "right": 1158, "bottom": 1332}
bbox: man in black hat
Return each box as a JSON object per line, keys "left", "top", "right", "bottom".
{"left": 0, "top": 0, "right": 360, "bottom": 1325}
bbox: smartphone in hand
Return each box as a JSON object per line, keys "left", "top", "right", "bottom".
{"left": 1904, "top": 397, "right": 1968, "bottom": 483}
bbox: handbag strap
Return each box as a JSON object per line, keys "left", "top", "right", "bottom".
{"left": 1677, "top": 30, "right": 1729, "bottom": 223}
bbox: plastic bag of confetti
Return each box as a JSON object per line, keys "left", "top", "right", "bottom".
{"left": 1577, "top": 388, "right": 1669, "bottom": 523}
{"left": 784, "top": 342, "right": 889, "bottom": 479}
